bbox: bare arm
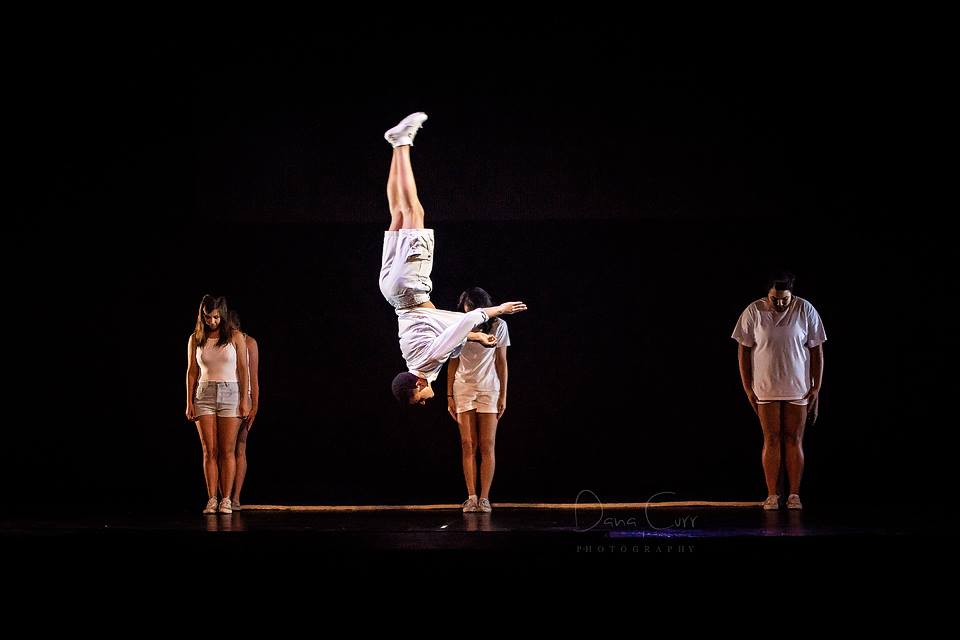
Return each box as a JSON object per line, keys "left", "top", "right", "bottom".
{"left": 186, "top": 335, "right": 199, "bottom": 420}
{"left": 446, "top": 356, "right": 459, "bottom": 422}
{"left": 804, "top": 344, "right": 824, "bottom": 424}
{"left": 447, "top": 356, "right": 459, "bottom": 398}
{"left": 467, "top": 331, "right": 497, "bottom": 347}
{"left": 246, "top": 336, "right": 260, "bottom": 429}
{"left": 808, "top": 344, "right": 823, "bottom": 391}
{"left": 248, "top": 336, "right": 260, "bottom": 407}
{"left": 495, "top": 346, "right": 509, "bottom": 419}
{"left": 737, "top": 343, "right": 758, "bottom": 414}
{"left": 233, "top": 331, "right": 251, "bottom": 417}
{"left": 483, "top": 302, "right": 528, "bottom": 319}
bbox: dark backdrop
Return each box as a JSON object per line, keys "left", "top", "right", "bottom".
{"left": 6, "top": 18, "right": 954, "bottom": 513}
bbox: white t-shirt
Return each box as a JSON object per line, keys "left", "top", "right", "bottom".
{"left": 454, "top": 319, "right": 511, "bottom": 393}
{"left": 731, "top": 297, "right": 827, "bottom": 401}
{"left": 397, "top": 307, "right": 488, "bottom": 382}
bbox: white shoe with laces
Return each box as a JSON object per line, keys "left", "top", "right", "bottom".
{"left": 786, "top": 494, "right": 803, "bottom": 510}
{"left": 218, "top": 497, "right": 233, "bottom": 514}
{"left": 462, "top": 496, "right": 480, "bottom": 513}
{"left": 202, "top": 497, "right": 218, "bottom": 514}
{"left": 384, "top": 112, "right": 428, "bottom": 148}
{"left": 478, "top": 498, "right": 492, "bottom": 513}
{"left": 761, "top": 495, "right": 780, "bottom": 511}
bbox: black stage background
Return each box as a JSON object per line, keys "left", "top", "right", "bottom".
{"left": 6, "top": 18, "right": 955, "bottom": 523}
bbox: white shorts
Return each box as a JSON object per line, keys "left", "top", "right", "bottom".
{"left": 454, "top": 389, "right": 499, "bottom": 414}
{"left": 194, "top": 381, "right": 241, "bottom": 418}
{"left": 379, "top": 229, "right": 434, "bottom": 309}
{"left": 757, "top": 399, "right": 809, "bottom": 406}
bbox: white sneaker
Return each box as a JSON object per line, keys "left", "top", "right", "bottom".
{"left": 218, "top": 497, "right": 233, "bottom": 514}
{"left": 462, "top": 496, "right": 479, "bottom": 513}
{"left": 202, "top": 497, "right": 218, "bottom": 514}
{"left": 761, "top": 495, "right": 780, "bottom": 511}
{"left": 478, "top": 498, "right": 492, "bottom": 513}
{"left": 384, "top": 112, "right": 428, "bottom": 148}
{"left": 786, "top": 494, "right": 803, "bottom": 510}
{"left": 232, "top": 500, "right": 242, "bottom": 512}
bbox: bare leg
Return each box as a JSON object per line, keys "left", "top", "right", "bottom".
{"left": 782, "top": 403, "right": 808, "bottom": 495}
{"left": 478, "top": 413, "right": 499, "bottom": 500}
{"left": 387, "top": 146, "right": 425, "bottom": 230}
{"left": 232, "top": 421, "right": 249, "bottom": 503}
{"left": 196, "top": 416, "right": 219, "bottom": 499}
{"left": 217, "top": 417, "right": 243, "bottom": 500}
{"left": 757, "top": 403, "right": 782, "bottom": 497}
{"left": 387, "top": 151, "right": 402, "bottom": 231}
{"left": 457, "top": 410, "right": 479, "bottom": 497}
{"left": 776, "top": 441, "right": 788, "bottom": 498}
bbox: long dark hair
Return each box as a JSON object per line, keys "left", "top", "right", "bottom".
{"left": 192, "top": 294, "right": 237, "bottom": 349}
{"left": 458, "top": 287, "right": 499, "bottom": 335}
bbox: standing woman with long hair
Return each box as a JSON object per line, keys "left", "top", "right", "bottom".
{"left": 447, "top": 287, "right": 512, "bottom": 513}
{"left": 185, "top": 295, "right": 250, "bottom": 514}
{"left": 228, "top": 310, "right": 259, "bottom": 512}
{"left": 732, "top": 273, "right": 826, "bottom": 511}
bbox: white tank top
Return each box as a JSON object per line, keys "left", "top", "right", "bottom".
{"left": 196, "top": 337, "right": 238, "bottom": 382}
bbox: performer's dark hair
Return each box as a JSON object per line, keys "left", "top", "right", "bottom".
{"left": 392, "top": 372, "right": 421, "bottom": 405}
{"left": 457, "top": 287, "right": 498, "bottom": 334}
{"left": 767, "top": 271, "right": 796, "bottom": 292}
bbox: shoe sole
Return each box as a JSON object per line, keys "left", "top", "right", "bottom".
{"left": 395, "top": 112, "right": 427, "bottom": 128}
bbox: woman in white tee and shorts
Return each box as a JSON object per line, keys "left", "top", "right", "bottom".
{"left": 732, "top": 272, "right": 826, "bottom": 511}
{"left": 447, "top": 287, "right": 511, "bottom": 514}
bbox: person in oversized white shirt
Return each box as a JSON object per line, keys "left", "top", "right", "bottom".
{"left": 731, "top": 272, "right": 826, "bottom": 512}
{"left": 379, "top": 112, "right": 527, "bottom": 406}
{"left": 446, "top": 287, "right": 512, "bottom": 513}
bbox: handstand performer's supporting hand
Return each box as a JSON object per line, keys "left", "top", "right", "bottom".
{"left": 468, "top": 331, "right": 498, "bottom": 348}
